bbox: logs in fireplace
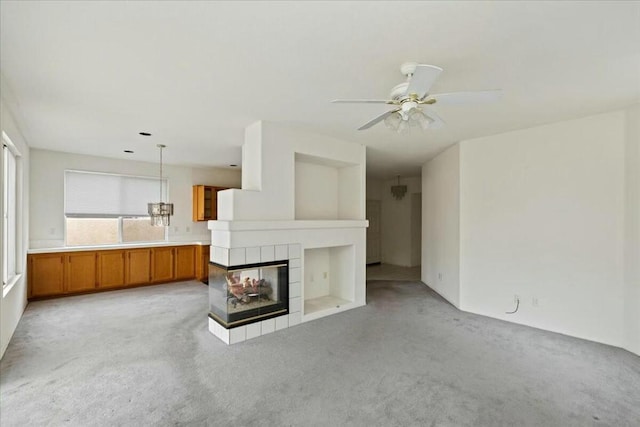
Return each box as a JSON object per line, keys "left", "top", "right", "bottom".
{"left": 208, "top": 260, "right": 289, "bottom": 328}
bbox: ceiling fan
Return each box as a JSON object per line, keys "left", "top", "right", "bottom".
{"left": 332, "top": 62, "right": 502, "bottom": 132}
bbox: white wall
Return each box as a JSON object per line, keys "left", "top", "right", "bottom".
{"left": 381, "top": 176, "right": 421, "bottom": 267}
{"left": 295, "top": 161, "right": 339, "bottom": 220}
{"left": 366, "top": 177, "right": 382, "bottom": 200}
{"left": 218, "top": 121, "right": 366, "bottom": 221}
{"left": 459, "top": 111, "right": 626, "bottom": 348}
{"left": 0, "top": 99, "right": 30, "bottom": 358}
{"left": 624, "top": 105, "right": 640, "bottom": 355}
{"left": 410, "top": 193, "right": 422, "bottom": 267}
{"left": 422, "top": 144, "right": 460, "bottom": 307}
{"left": 29, "top": 149, "right": 241, "bottom": 248}
{"left": 422, "top": 108, "right": 640, "bottom": 354}
{"left": 304, "top": 247, "right": 331, "bottom": 299}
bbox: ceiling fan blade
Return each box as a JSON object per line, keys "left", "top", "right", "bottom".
{"left": 405, "top": 65, "right": 443, "bottom": 99}
{"left": 357, "top": 109, "right": 400, "bottom": 130}
{"left": 430, "top": 90, "right": 502, "bottom": 105}
{"left": 331, "top": 99, "right": 391, "bottom": 104}
{"left": 423, "top": 108, "right": 445, "bottom": 130}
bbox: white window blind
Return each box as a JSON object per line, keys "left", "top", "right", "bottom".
{"left": 65, "top": 171, "right": 167, "bottom": 217}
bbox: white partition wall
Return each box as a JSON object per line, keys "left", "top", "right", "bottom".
{"left": 209, "top": 121, "right": 367, "bottom": 344}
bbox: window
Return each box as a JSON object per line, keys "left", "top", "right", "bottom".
{"left": 2, "top": 132, "right": 21, "bottom": 288}
{"left": 64, "top": 171, "right": 168, "bottom": 246}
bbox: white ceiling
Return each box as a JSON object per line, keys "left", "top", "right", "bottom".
{"left": 1, "top": 1, "right": 639, "bottom": 178}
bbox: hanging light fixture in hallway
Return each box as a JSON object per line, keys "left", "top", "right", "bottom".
{"left": 391, "top": 175, "right": 407, "bottom": 200}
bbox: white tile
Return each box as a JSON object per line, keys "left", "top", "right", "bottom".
{"left": 289, "top": 267, "right": 301, "bottom": 283}
{"left": 261, "top": 318, "right": 275, "bottom": 334}
{"left": 211, "top": 246, "right": 229, "bottom": 266}
{"left": 288, "top": 312, "right": 302, "bottom": 327}
{"left": 289, "top": 282, "right": 301, "bottom": 298}
{"left": 261, "top": 245, "right": 275, "bottom": 262}
{"left": 289, "top": 258, "right": 301, "bottom": 268}
{"left": 229, "top": 326, "right": 247, "bottom": 344}
{"left": 229, "top": 248, "right": 246, "bottom": 266}
{"left": 245, "top": 322, "right": 262, "bottom": 340}
{"left": 246, "top": 247, "right": 261, "bottom": 264}
{"left": 209, "top": 317, "right": 219, "bottom": 335}
{"left": 288, "top": 243, "right": 301, "bottom": 259}
{"left": 275, "top": 244, "right": 288, "bottom": 260}
{"left": 289, "top": 296, "right": 302, "bottom": 313}
{"left": 215, "top": 325, "right": 230, "bottom": 345}
{"left": 275, "top": 315, "right": 289, "bottom": 331}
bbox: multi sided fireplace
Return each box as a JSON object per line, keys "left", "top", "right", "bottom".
{"left": 208, "top": 260, "right": 289, "bottom": 329}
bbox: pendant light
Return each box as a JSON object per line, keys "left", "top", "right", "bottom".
{"left": 148, "top": 144, "right": 173, "bottom": 226}
{"left": 391, "top": 175, "right": 407, "bottom": 200}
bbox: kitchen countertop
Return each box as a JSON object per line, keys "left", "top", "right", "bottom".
{"left": 28, "top": 241, "right": 211, "bottom": 254}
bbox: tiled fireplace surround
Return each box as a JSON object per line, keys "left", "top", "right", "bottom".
{"left": 208, "top": 243, "right": 302, "bottom": 344}
{"left": 207, "top": 121, "right": 367, "bottom": 345}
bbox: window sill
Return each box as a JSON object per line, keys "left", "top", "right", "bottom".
{"left": 3, "top": 273, "right": 22, "bottom": 298}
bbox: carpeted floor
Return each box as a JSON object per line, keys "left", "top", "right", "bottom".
{"left": 1, "top": 280, "right": 639, "bottom": 426}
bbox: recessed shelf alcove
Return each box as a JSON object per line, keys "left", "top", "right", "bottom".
{"left": 295, "top": 153, "right": 361, "bottom": 220}
{"left": 304, "top": 245, "right": 355, "bottom": 316}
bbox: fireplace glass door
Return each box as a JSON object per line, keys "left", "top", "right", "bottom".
{"left": 209, "top": 260, "right": 289, "bottom": 328}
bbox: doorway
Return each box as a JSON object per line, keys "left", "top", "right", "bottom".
{"left": 365, "top": 199, "right": 381, "bottom": 265}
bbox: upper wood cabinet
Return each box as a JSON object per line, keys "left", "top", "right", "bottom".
{"left": 193, "top": 185, "right": 228, "bottom": 221}
{"left": 29, "top": 253, "right": 65, "bottom": 298}
{"left": 97, "top": 250, "right": 126, "bottom": 289}
{"left": 175, "top": 245, "right": 196, "bottom": 280}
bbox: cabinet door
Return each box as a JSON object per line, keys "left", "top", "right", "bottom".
{"left": 66, "top": 252, "right": 97, "bottom": 292}
{"left": 193, "top": 185, "right": 222, "bottom": 221}
{"left": 126, "top": 249, "right": 152, "bottom": 285}
{"left": 97, "top": 250, "right": 126, "bottom": 288}
{"left": 29, "top": 254, "right": 65, "bottom": 298}
{"left": 203, "top": 186, "right": 215, "bottom": 220}
{"left": 152, "top": 247, "right": 175, "bottom": 282}
{"left": 193, "top": 185, "right": 204, "bottom": 221}
{"left": 175, "top": 246, "right": 196, "bottom": 280}
{"left": 195, "top": 245, "right": 210, "bottom": 281}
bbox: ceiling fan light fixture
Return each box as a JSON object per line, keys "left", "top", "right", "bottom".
{"left": 410, "top": 109, "right": 432, "bottom": 130}
{"left": 384, "top": 111, "right": 402, "bottom": 130}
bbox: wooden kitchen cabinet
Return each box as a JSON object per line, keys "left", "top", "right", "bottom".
{"left": 66, "top": 252, "right": 97, "bottom": 292}
{"left": 97, "top": 250, "right": 126, "bottom": 289}
{"left": 29, "top": 253, "right": 65, "bottom": 298}
{"left": 126, "top": 249, "right": 152, "bottom": 285}
{"left": 195, "top": 245, "right": 210, "bottom": 282}
{"left": 28, "top": 244, "right": 202, "bottom": 300}
{"left": 175, "top": 245, "right": 196, "bottom": 280}
{"left": 151, "top": 247, "right": 174, "bottom": 282}
{"left": 193, "top": 185, "right": 228, "bottom": 221}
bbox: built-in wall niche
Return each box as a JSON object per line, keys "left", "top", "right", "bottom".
{"left": 304, "top": 245, "right": 355, "bottom": 315}
{"left": 294, "top": 153, "right": 362, "bottom": 220}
